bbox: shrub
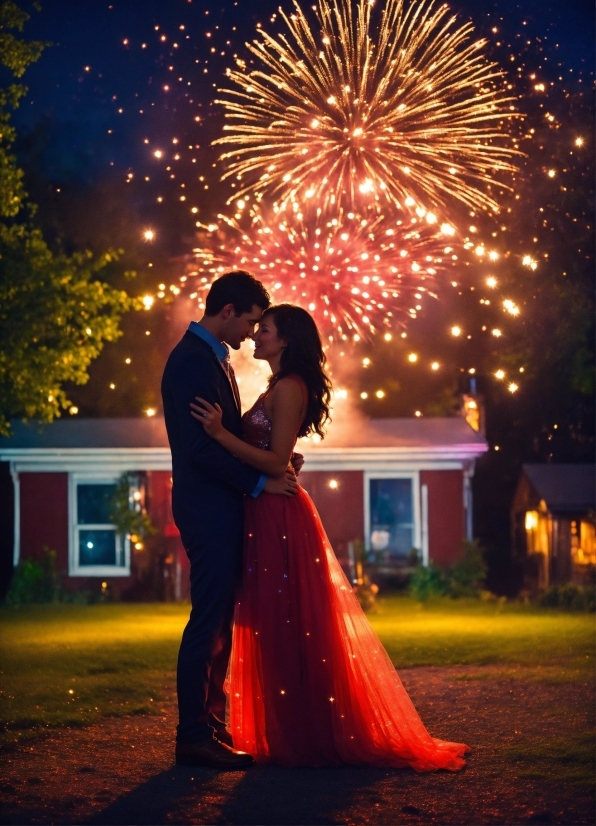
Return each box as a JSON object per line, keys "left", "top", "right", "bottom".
{"left": 5, "top": 547, "right": 61, "bottom": 605}
{"left": 354, "top": 577, "right": 379, "bottom": 612}
{"left": 448, "top": 540, "right": 487, "bottom": 597}
{"left": 409, "top": 562, "right": 449, "bottom": 601}
{"left": 535, "top": 584, "right": 595, "bottom": 612}
{"left": 409, "top": 540, "right": 487, "bottom": 601}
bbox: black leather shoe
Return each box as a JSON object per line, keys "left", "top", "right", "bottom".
{"left": 208, "top": 715, "right": 234, "bottom": 748}
{"left": 175, "top": 737, "right": 254, "bottom": 769}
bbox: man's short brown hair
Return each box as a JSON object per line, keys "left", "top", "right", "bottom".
{"left": 204, "top": 271, "right": 270, "bottom": 316}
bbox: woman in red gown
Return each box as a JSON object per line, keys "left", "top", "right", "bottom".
{"left": 191, "top": 305, "right": 469, "bottom": 771}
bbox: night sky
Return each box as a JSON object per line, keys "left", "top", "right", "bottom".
{"left": 15, "top": 0, "right": 593, "bottom": 250}
{"left": 10, "top": 0, "right": 595, "bottom": 424}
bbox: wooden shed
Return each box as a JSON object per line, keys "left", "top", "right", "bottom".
{"left": 511, "top": 464, "right": 595, "bottom": 588}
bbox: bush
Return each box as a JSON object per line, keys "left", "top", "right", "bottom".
{"left": 354, "top": 577, "right": 379, "bottom": 612}
{"left": 535, "top": 584, "right": 595, "bottom": 612}
{"left": 4, "top": 550, "right": 117, "bottom": 606}
{"left": 409, "top": 562, "right": 449, "bottom": 601}
{"left": 5, "top": 547, "right": 60, "bottom": 605}
{"left": 448, "top": 540, "right": 487, "bottom": 597}
{"left": 409, "top": 540, "right": 487, "bottom": 601}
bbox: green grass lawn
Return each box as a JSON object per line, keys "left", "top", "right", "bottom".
{"left": 1, "top": 597, "right": 594, "bottom": 748}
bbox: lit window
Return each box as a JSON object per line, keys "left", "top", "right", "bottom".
{"left": 368, "top": 477, "right": 417, "bottom": 563}
{"left": 70, "top": 477, "right": 134, "bottom": 576}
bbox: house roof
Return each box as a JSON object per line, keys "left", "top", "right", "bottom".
{"left": 0, "top": 416, "right": 486, "bottom": 451}
{"left": 523, "top": 464, "right": 595, "bottom": 514}
{"left": 319, "top": 415, "right": 487, "bottom": 449}
{"left": 0, "top": 418, "right": 171, "bottom": 449}
{"left": 0, "top": 416, "right": 487, "bottom": 474}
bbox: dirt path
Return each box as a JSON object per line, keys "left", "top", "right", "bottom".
{"left": 1, "top": 666, "right": 594, "bottom": 826}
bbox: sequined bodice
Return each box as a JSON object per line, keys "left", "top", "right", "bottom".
{"left": 242, "top": 395, "right": 273, "bottom": 450}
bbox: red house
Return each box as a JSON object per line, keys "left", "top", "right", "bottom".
{"left": 0, "top": 417, "right": 487, "bottom": 599}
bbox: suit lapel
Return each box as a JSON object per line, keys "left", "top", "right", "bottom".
{"left": 212, "top": 351, "right": 241, "bottom": 414}
{"left": 185, "top": 330, "right": 241, "bottom": 414}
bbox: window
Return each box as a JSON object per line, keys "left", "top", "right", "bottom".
{"left": 70, "top": 477, "right": 130, "bottom": 576}
{"left": 365, "top": 474, "right": 420, "bottom": 562}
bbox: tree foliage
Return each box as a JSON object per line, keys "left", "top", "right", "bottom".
{"left": 0, "top": 1, "right": 138, "bottom": 436}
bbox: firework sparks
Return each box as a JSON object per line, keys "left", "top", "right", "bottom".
{"left": 216, "top": 0, "right": 520, "bottom": 214}
{"left": 188, "top": 201, "right": 457, "bottom": 341}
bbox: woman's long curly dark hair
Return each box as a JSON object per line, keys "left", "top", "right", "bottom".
{"left": 263, "top": 304, "right": 332, "bottom": 438}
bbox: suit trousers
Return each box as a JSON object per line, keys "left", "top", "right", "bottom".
{"left": 176, "top": 515, "right": 244, "bottom": 744}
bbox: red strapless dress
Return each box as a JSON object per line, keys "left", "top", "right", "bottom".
{"left": 227, "top": 393, "right": 470, "bottom": 770}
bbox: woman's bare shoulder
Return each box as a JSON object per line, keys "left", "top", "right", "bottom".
{"left": 272, "top": 374, "right": 307, "bottom": 399}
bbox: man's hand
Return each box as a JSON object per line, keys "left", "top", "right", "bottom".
{"left": 290, "top": 452, "right": 304, "bottom": 476}
{"left": 264, "top": 468, "right": 298, "bottom": 497}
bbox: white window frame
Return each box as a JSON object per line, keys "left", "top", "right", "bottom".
{"left": 364, "top": 470, "right": 423, "bottom": 563}
{"left": 69, "top": 473, "right": 130, "bottom": 577}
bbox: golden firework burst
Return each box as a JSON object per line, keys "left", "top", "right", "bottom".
{"left": 215, "top": 0, "right": 520, "bottom": 214}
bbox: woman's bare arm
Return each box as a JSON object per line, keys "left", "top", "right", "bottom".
{"left": 190, "top": 377, "right": 305, "bottom": 477}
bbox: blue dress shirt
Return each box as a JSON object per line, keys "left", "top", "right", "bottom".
{"left": 188, "top": 321, "right": 266, "bottom": 498}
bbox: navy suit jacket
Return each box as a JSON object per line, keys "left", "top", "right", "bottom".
{"left": 161, "top": 331, "right": 261, "bottom": 549}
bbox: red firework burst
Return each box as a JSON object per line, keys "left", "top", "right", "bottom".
{"left": 186, "top": 202, "right": 459, "bottom": 341}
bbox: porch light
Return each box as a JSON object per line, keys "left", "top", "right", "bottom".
{"left": 525, "top": 511, "right": 538, "bottom": 531}
{"left": 328, "top": 479, "right": 339, "bottom": 489}
{"left": 146, "top": 408, "right": 156, "bottom": 417}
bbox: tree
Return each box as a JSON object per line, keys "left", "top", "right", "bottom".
{"left": 0, "top": 1, "right": 138, "bottom": 435}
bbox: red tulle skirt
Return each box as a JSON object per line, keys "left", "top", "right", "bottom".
{"left": 227, "top": 487, "right": 469, "bottom": 770}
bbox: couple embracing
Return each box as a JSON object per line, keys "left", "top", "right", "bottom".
{"left": 161, "top": 271, "right": 469, "bottom": 771}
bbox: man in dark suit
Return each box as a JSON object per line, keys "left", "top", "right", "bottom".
{"left": 161, "top": 271, "right": 299, "bottom": 769}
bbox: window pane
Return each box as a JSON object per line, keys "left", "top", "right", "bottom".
{"left": 77, "top": 484, "right": 117, "bottom": 525}
{"left": 369, "top": 478, "right": 414, "bottom": 558}
{"left": 79, "top": 529, "right": 117, "bottom": 566}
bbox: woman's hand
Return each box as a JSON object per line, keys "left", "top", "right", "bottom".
{"left": 190, "top": 397, "right": 225, "bottom": 439}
